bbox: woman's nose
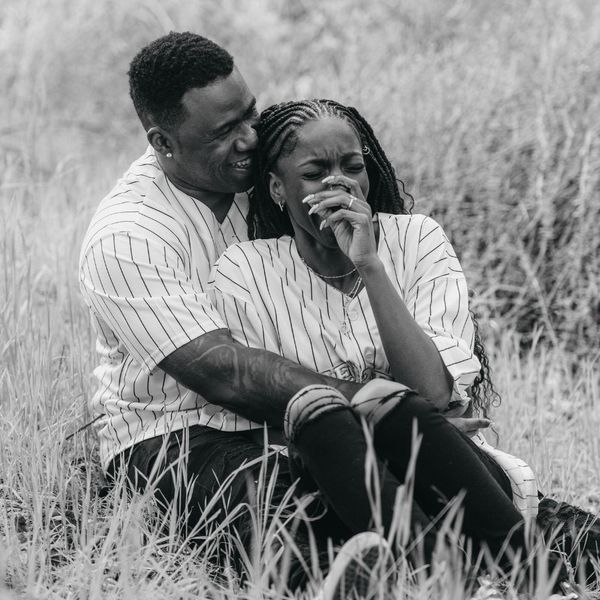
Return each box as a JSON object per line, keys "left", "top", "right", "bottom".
{"left": 326, "top": 174, "right": 351, "bottom": 192}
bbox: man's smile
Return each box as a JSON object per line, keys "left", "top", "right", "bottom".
{"left": 230, "top": 157, "right": 253, "bottom": 169}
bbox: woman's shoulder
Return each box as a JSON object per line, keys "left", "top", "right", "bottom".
{"left": 377, "top": 213, "right": 445, "bottom": 243}
{"left": 217, "top": 236, "right": 294, "bottom": 270}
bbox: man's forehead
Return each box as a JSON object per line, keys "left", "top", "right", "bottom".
{"left": 181, "top": 70, "right": 253, "bottom": 121}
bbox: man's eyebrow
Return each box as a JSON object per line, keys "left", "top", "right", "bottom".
{"left": 212, "top": 98, "right": 257, "bottom": 135}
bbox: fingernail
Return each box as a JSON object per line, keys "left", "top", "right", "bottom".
{"left": 308, "top": 204, "right": 319, "bottom": 215}
{"left": 319, "top": 220, "right": 327, "bottom": 230}
{"left": 302, "top": 194, "right": 314, "bottom": 204}
{"left": 321, "top": 176, "right": 334, "bottom": 183}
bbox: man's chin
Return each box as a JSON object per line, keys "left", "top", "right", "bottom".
{"left": 227, "top": 173, "right": 253, "bottom": 194}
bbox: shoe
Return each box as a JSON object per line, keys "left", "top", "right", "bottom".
{"left": 469, "top": 576, "right": 504, "bottom": 600}
{"left": 317, "top": 531, "right": 394, "bottom": 600}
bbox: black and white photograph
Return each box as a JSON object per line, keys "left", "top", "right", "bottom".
{"left": 1, "top": 1, "right": 599, "bottom": 598}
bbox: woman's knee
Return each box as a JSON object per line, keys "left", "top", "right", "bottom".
{"left": 367, "top": 389, "right": 442, "bottom": 434}
{"left": 284, "top": 384, "right": 351, "bottom": 442}
{"left": 349, "top": 379, "right": 436, "bottom": 429}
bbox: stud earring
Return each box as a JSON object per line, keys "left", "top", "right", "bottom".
{"left": 362, "top": 145, "right": 370, "bottom": 155}
{"left": 166, "top": 152, "right": 173, "bottom": 158}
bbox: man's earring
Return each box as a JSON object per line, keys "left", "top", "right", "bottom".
{"left": 278, "top": 200, "right": 285, "bottom": 212}
{"left": 362, "top": 145, "right": 370, "bottom": 155}
{"left": 166, "top": 152, "right": 173, "bottom": 158}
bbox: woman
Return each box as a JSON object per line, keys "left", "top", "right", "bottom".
{"left": 209, "top": 99, "right": 580, "bottom": 595}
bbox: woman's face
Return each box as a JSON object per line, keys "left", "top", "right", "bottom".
{"left": 269, "top": 116, "right": 370, "bottom": 247}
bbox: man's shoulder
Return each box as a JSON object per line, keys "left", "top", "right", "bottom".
{"left": 80, "top": 149, "right": 186, "bottom": 256}
{"left": 378, "top": 213, "right": 443, "bottom": 245}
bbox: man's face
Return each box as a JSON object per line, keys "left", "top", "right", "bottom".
{"left": 170, "top": 68, "right": 258, "bottom": 194}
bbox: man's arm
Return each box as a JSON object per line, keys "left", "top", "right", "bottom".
{"left": 159, "top": 328, "right": 362, "bottom": 428}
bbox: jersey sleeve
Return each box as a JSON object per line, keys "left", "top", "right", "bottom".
{"left": 209, "top": 247, "right": 279, "bottom": 353}
{"left": 79, "top": 231, "right": 226, "bottom": 374}
{"left": 404, "top": 216, "right": 481, "bottom": 403}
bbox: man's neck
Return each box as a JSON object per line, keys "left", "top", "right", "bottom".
{"left": 161, "top": 163, "right": 234, "bottom": 224}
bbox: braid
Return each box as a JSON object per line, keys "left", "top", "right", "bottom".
{"left": 248, "top": 98, "right": 496, "bottom": 411}
{"left": 469, "top": 310, "right": 502, "bottom": 416}
{"left": 248, "top": 99, "right": 413, "bottom": 239}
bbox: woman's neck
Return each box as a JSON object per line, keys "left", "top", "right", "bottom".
{"left": 293, "top": 230, "right": 356, "bottom": 281}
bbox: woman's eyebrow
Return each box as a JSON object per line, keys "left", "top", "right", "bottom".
{"left": 297, "top": 152, "right": 362, "bottom": 167}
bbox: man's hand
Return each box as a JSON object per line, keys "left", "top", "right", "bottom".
{"left": 446, "top": 417, "right": 492, "bottom": 437}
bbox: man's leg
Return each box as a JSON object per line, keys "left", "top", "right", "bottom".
{"left": 113, "top": 425, "right": 347, "bottom": 590}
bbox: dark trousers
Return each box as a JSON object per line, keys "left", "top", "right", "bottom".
{"left": 114, "top": 388, "right": 524, "bottom": 586}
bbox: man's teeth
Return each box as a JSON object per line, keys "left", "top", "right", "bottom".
{"left": 232, "top": 159, "right": 251, "bottom": 168}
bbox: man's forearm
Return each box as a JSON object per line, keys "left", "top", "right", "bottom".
{"left": 159, "top": 329, "right": 361, "bottom": 428}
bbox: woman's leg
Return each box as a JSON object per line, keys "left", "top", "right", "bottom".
{"left": 351, "top": 388, "right": 526, "bottom": 564}
{"left": 284, "top": 384, "right": 439, "bottom": 560}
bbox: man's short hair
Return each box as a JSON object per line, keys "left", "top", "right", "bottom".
{"left": 128, "top": 31, "right": 234, "bottom": 131}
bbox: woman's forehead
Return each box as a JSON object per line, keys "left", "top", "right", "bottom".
{"left": 293, "top": 117, "right": 361, "bottom": 152}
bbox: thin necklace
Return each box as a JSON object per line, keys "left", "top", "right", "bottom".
{"left": 298, "top": 254, "right": 357, "bottom": 280}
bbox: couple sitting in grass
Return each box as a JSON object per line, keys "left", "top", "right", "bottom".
{"left": 80, "top": 32, "right": 595, "bottom": 599}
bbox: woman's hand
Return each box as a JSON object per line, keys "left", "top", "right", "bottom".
{"left": 302, "top": 175, "right": 378, "bottom": 269}
{"left": 446, "top": 417, "right": 492, "bottom": 437}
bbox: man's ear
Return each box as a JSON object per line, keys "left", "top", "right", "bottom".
{"left": 147, "top": 126, "right": 174, "bottom": 158}
{"left": 268, "top": 172, "right": 285, "bottom": 207}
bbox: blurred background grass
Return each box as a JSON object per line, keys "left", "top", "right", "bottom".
{"left": 2, "top": 0, "right": 599, "bottom": 355}
{"left": 1, "top": 0, "right": 600, "bottom": 597}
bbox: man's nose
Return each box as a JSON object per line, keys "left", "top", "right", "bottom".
{"left": 236, "top": 122, "right": 258, "bottom": 152}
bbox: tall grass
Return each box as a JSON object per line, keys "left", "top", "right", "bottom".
{"left": 1, "top": 0, "right": 599, "bottom": 597}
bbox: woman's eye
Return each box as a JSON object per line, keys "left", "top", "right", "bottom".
{"left": 346, "top": 163, "right": 365, "bottom": 173}
{"left": 302, "top": 171, "right": 323, "bottom": 180}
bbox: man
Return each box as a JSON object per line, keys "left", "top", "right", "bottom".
{"left": 79, "top": 31, "right": 394, "bottom": 596}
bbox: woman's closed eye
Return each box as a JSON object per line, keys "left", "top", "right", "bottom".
{"left": 345, "top": 162, "right": 365, "bottom": 173}
{"left": 302, "top": 170, "right": 325, "bottom": 180}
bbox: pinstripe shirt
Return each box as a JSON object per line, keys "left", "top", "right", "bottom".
{"left": 210, "top": 213, "right": 481, "bottom": 402}
{"left": 79, "top": 147, "right": 261, "bottom": 470}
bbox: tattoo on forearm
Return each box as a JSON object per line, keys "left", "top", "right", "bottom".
{"left": 165, "top": 334, "right": 328, "bottom": 424}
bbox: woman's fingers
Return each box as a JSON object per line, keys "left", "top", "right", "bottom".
{"left": 307, "top": 195, "right": 369, "bottom": 216}
{"left": 320, "top": 208, "right": 370, "bottom": 230}
{"left": 321, "top": 175, "right": 364, "bottom": 200}
{"left": 446, "top": 417, "right": 492, "bottom": 435}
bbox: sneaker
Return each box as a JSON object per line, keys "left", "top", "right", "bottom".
{"left": 469, "top": 576, "right": 505, "bottom": 600}
{"left": 317, "top": 531, "right": 394, "bottom": 600}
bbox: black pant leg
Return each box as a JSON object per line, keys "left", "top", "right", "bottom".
{"left": 369, "top": 393, "right": 527, "bottom": 563}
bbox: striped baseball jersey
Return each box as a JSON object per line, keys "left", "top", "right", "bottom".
{"left": 79, "top": 147, "right": 261, "bottom": 470}
{"left": 210, "top": 213, "right": 481, "bottom": 402}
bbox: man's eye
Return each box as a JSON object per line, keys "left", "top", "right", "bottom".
{"left": 217, "top": 127, "right": 233, "bottom": 138}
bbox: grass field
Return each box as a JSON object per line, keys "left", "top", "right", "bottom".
{"left": 1, "top": 0, "right": 599, "bottom": 597}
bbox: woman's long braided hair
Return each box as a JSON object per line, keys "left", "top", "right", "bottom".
{"left": 248, "top": 99, "right": 499, "bottom": 415}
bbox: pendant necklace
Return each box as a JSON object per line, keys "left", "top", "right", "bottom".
{"left": 297, "top": 251, "right": 362, "bottom": 337}
{"left": 340, "top": 273, "right": 363, "bottom": 338}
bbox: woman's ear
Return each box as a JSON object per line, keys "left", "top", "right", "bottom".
{"left": 268, "top": 172, "right": 285, "bottom": 208}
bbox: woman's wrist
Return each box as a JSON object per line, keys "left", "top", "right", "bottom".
{"left": 355, "top": 256, "right": 385, "bottom": 278}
